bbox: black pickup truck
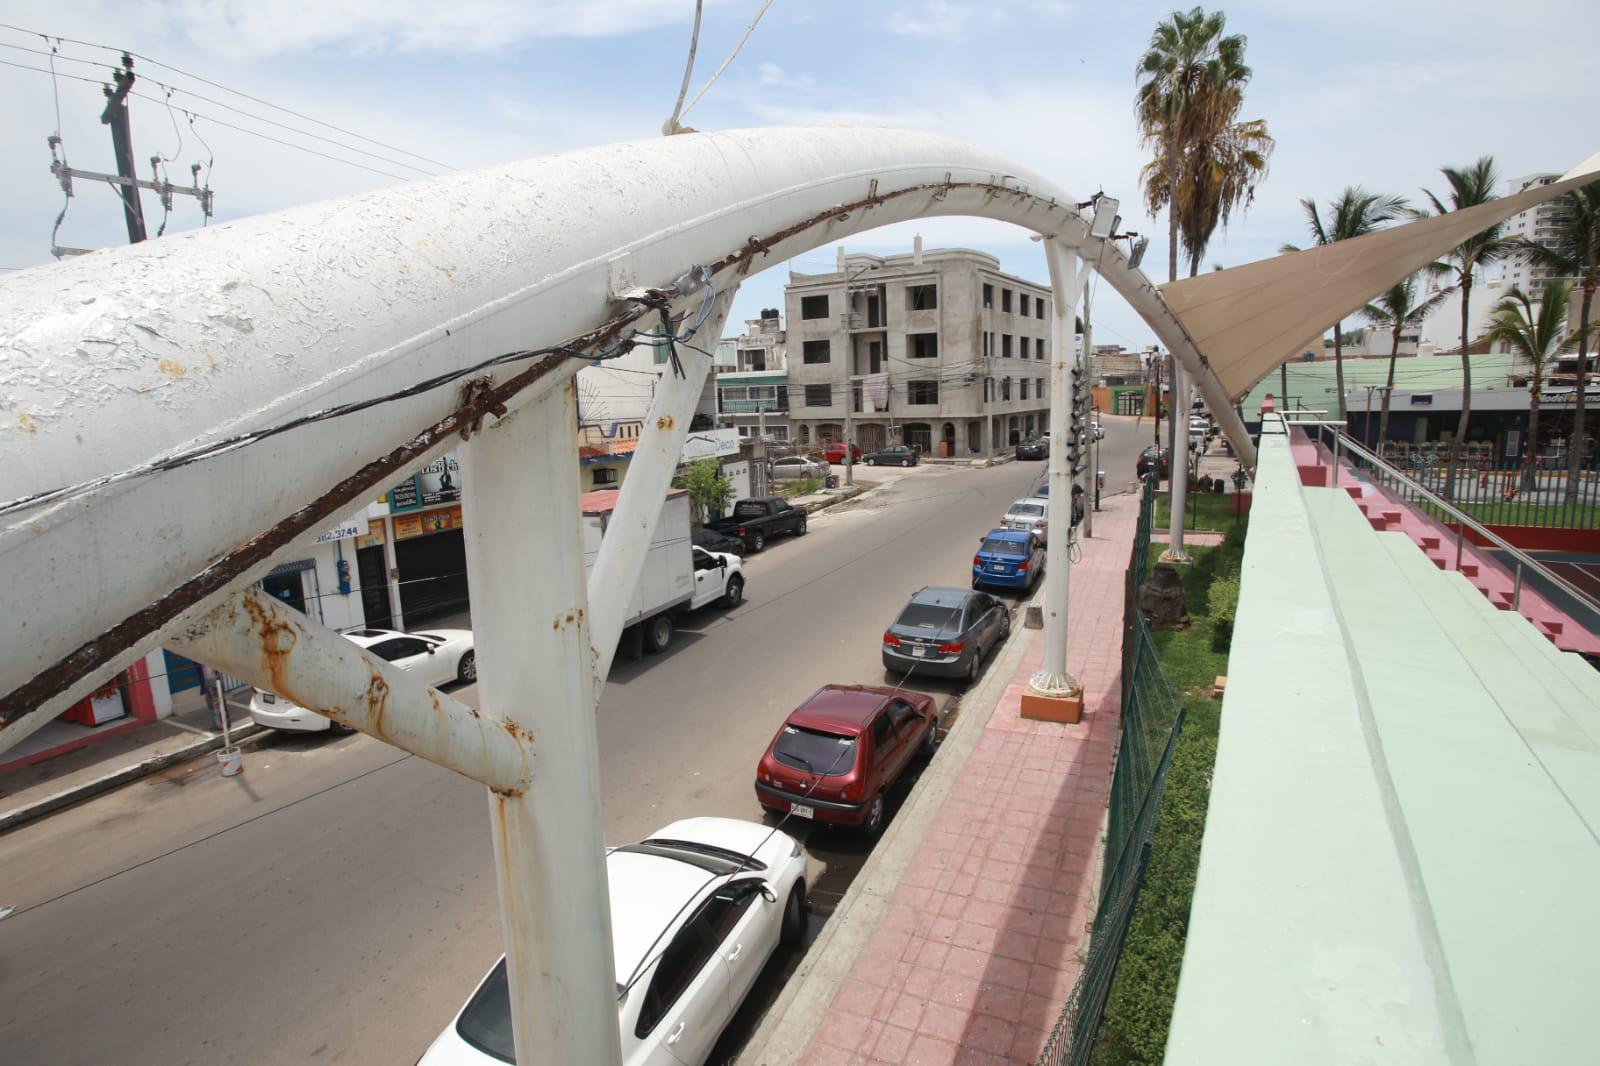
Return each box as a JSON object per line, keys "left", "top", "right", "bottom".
{"left": 706, "top": 496, "right": 808, "bottom": 552}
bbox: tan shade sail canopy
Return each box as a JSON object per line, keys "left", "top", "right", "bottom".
{"left": 1161, "top": 151, "right": 1600, "bottom": 403}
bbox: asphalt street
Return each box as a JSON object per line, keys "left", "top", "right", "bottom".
{"left": 0, "top": 418, "right": 1150, "bottom": 1066}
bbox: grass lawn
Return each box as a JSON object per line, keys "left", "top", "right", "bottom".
{"left": 1091, "top": 528, "right": 1244, "bottom": 1066}
{"left": 1152, "top": 489, "right": 1250, "bottom": 533}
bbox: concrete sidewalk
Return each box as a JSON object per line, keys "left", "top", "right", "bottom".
{"left": 0, "top": 691, "right": 259, "bottom": 833}
{"left": 743, "top": 495, "right": 1138, "bottom": 1065}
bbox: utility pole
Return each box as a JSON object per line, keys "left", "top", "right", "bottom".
{"left": 843, "top": 375, "right": 855, "bottom": 486}
{"left": 100, "top": 55, "right": 146, "bottom": 244}
{"left": 755, "top": 401, "right": 768, "bottom": 496}
{"left": 1079, "top": 286, "right": 1095, "bottom": 538}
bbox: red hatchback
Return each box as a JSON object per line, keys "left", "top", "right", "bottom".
{"left": 755, "top": 685, "right": 938, "bottom": 835}
{"left": 820, "top": 441, "right": 863, "bottom": 463}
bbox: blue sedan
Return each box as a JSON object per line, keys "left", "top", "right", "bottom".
{"left": 972, "top": 529, "right": 1045, "bottom": 591}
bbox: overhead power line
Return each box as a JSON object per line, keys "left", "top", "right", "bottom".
{"left": 0, "top": 23, "right": 455, "bottom": 171}
{"left": 0, "top": 39, "right": 442, "bottom": 178}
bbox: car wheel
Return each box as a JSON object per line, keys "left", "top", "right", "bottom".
{"left": 642, "top": 614, "right": 673, "bottom": 653}
{"left": 971, "top": 576, "right": 982, "bottom": 590}
{"left": 862, "top": 793, "right": 886, "bottom": 836}
{"left": 796, "top": 514, "right": 807, "bottom": 535}
{"left": 901, "top": 458, "right": 910, "bottom": 468}
{"left": 722, "top": 574, "right": 745, "bottom": 608}
{"left": 457, "top": 650, "right": 477, "bottom": 684}
{"left": 866, "top": 457, "right": 876, "bottom": 466}
{"left": 750, "top": 531, "right": 766, "bottom": 552}
{"left": 922, "top": 718, "right": 939, "bottom": 755}
{"left": 781, "top": 882, "right": 806, "bottom": 946}
{"left": 1001, "top": 612, "right": 1012, "bottom": 640}
{"left": 967, "top": 646, "right": 982, "bottom": 682}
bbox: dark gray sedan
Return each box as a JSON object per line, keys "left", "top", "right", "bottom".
{"left": 881, "top": 586, "right": 1011, "bottom": 682}
{"left": 862, "top": 444, "right": 919, "bottom": 467}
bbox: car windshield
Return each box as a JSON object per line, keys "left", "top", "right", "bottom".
{"left": 1008, "top": 504, "right": 1044, "bottom": 518}
{"left": 456, "top": 959, "right": 515, "bottom": 1064}
{"left": 896, "top": 601, "right": 964, "bottom": 630}
{"left": 773, "top": 725, "right": 857, "bottom": 775}
{"left": 980, "top": 537, "right": 1026, "bottom": 556}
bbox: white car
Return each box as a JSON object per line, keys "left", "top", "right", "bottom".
{"left": 248, "top": 627, "right": 475, "bottom": 732}
{"left": 768, "top": 455, "right": 830, "bottom": 482}
{"left": 1002, "top": 497, "right": 1050, "bottom": 545}
{"left": 419, "top": 817, "right": 807, "bottom": 1066}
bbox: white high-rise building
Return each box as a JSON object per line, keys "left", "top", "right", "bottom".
{"left": 1500, "top": 173, "right": 1573, "bottom": 297}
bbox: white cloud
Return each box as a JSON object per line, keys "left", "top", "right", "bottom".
{"left": 882, "top": 0, "right": 1074, "bottom": 41}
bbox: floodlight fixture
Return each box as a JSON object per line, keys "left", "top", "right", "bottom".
{"left": 1128, "top": 236, "right": 1149, "bottom": 270}
{"left": 1088, "top": 196, "right": 1120, "bottom": 239}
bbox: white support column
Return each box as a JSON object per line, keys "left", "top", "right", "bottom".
{"left": 588, "top": 286, "right": 738, "bottom": 684}
{"left": 459, "top": 383, "right": 623, "bottom": 1066}
{"left": 1163, "top": 362, "right": 1193, "bottom": 563}
{"left": 169, "top": 586, "right": 530, "bottom": 792}
{"left": 1030, "top": 238, "right": 1084, "bottom": 702}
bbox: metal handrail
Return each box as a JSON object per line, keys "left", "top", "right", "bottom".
{"left": 1316, "top": 424, "right": 1600, "bottom": 619}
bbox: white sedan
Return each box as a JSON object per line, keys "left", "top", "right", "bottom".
{"left": 419, "top": 817, "right": 807, "bottom": 1066}
{"left": 248, "top": 627, "right": 475, "bottom": 732}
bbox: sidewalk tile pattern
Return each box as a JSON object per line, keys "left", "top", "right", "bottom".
{"left": 801, "top": 497, "right": 1138, "bottom": 1065}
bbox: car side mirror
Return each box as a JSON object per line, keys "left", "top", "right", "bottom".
{"left": 426, "top": 645, "right": 436, "bottom": 654}
{"left": 758, "top": 883, "right": 777, "bottom": 904}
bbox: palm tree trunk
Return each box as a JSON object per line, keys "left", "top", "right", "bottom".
{"left": 1526, "top": 381, "right": 1542, "bottom": 493}
{"left": 1378, "top": 327, "right": 1400, "bottom": 448}
{"left": 1445, "top": 276, "right": 1473, "bottom": 501}
{"left": 1568, "top": 272, "right": 1595, "bottom": 505}
{"left": 1333, "top": 322, "right": 1347, "bottom": 421}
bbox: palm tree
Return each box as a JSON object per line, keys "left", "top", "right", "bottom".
{"left": 1514, "top": 182, "right": 1600, "bottom": 502}
{"left": 1149, "top": 117, "right": 1274, "bottom": 277}
{"left": 1282, "top": 188, "right": 1409, "bottom": 420}
{"left": 1420, "top": 157, "right": 1514, "bottom": 500}
{"left": 1135, "top": 6, "right": 1245, "bottom": 286}
{"left": 1362, "top": 275, "right": 1452, "bottom": 447}
{"left": 1485, "top": 283, "right": 1578, "bottom": 489}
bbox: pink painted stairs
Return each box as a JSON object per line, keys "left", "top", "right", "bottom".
{"left": 1332, "top": 470, "right": 1599, "bottom": 654}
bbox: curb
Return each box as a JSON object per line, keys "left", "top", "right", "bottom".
{"left": 737, "top": 591, "right": 1044, "bottom": 1065}
{"left": 0, "top": 721, "right": 269, "bottom": 835}
{"left": 796, "top": 484, "right": 868, "bottom": 514}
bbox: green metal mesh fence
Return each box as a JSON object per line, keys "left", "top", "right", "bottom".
{"left": 1037, "top": 473, "right": 1184, "bottom": 1066}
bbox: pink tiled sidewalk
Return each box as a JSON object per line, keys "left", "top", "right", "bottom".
{"left": 800, "top": 496, "right": 1139, "bottom": 1066}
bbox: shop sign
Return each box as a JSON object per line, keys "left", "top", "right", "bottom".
{"left": 681, "top": 429, "right": 740, "bottom": 462}
{"left": 393, "top": 505, "right": 463, "bottom": 541}
{"left": 386, "top": 451, "right": 463, "bottom": 512}
{"left": 356, "top": 519, "right": 387, "bottom": 550}
{"left": 314, "top": 516, "right": 363, "bottom": 544}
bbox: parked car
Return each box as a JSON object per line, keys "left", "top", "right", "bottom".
{"left": 757, "top": 437, "right": 796, "bottom": 460}
{"left": 1015, "top": 437, "right": 1049, "bottom": 461}
{"left": 881, "top": 586, "right": 1012, "bottom": 682}
{"left": 820, "top": 440, "right": 863, "bottom": 463}
{"left": 249, "top": 627, "right": 475, "bottom": 732}
{"left": 973, "top": 529, "right": 1045, "bottom": 591}
{"left": 705, "top": 496, "right": 808, "bottom": 552}
{"left": 1001, "top": 497, "right": 1050, "bottom": 544}
{"left": 862, "top": 443, "right": 919, "bottom": 467}
{"left": 1024, "top": 483, "right": 1087, "bottom": 527}
{"left": 768, "top": 455, "right": 830, "bottom": 482}
{"left": 1137, "top": 445, "right": 1171, "bottom": 480}
{"left": 755, "top": 684, "right": 939, "bottom": 835}
{"left": 418, "top": 817, "right": 807, "bottom": 1066}
{"left": 1091, "top": 419, "right": 1105, "bottom": 440}
{"left": 585, "top": 490, "right": 746, "bottom": 657}
{"left": 692, "top": 525, "right": 746, "bottom": 557}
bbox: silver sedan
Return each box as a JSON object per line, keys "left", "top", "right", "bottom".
{"left": 769, "top": 455, "right": 831, "bottom": 481}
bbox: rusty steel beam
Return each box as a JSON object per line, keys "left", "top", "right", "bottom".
{"left": 169, "top": 586, "right": 531, "bottom": 794}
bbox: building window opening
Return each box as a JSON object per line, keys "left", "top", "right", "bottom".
{"left": 909, "top": 333, "right": 939, "bottom": 360}
{"left": 907, "top": 284, "right": 937, "bottom": 311}
{"left": 800, "top": 294, "right": 829, "bottom": 320}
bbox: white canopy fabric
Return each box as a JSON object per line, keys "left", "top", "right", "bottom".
{"left": 1161, "top": 152, "right": 1600, "bottom": 402}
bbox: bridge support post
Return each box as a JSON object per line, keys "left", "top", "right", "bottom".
{"left": 459, "top": 381, "right": 623, "bottom": 1066}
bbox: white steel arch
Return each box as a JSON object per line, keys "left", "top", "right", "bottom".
{"left": 0, "top": 126, "right": 1240, "bottom": 736}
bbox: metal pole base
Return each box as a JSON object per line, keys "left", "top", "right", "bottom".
{"left": 1158, "top": 547, "right": 1192, "bottom": 565}
{"left": 1022, "top": 671, "right": 1084, "bottom": 724}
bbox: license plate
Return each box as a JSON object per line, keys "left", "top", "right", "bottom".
{"left": 989, "top": 564, "right": 1005, "bottom": 572}
{"left": 911, "top": 645, "right": 929, "bottom": 658}
{"left": 790, "top": 803, "right": 814, "bottom": 819}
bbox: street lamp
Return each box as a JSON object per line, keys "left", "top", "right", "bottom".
{"left": 1088, "top": 195, "right": 1120, "bottom": 240}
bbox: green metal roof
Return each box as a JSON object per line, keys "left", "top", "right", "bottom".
{"left": 1237, "top": 354, "right": 1523, "bottom": 415}
{"left": 1164, "top": 420, "right": 1600, "bottom": 1065}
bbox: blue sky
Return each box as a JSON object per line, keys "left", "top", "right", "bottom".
{"left": 1, "top": 0, "right": 1595, "bottom": 351}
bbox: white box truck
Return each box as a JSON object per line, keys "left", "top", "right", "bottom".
{"left": 582, "top": 488, "right": 745, "bottom": 658}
